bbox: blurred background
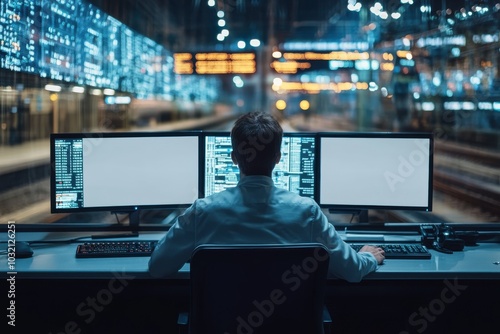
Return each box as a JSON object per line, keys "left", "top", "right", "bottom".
{"left": 1, "top": 0, "right": 499, "bottom": 226}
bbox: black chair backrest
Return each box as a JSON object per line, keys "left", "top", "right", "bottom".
{"left": 189, "top": 243, "right": 330, "bottom": 334}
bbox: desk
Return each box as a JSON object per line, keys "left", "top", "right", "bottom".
{"left": 1, "top": 232, "right": 499, "bottom": 333}
{"left": 2, "top": 232, "right": 500, "bottom": 280}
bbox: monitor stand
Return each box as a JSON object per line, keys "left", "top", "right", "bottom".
{"left": 328, "top": 209, "right": 369, "bottom": 223}
{"left": 128, "top": 209, "right": 141, "bottom": 231}
{"left": 90, "top": 210, "right": 140, "bottom": 239}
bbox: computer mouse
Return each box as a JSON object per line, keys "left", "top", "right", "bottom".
{"left": 13, "top": 242, "right": 34, "bottom": 258}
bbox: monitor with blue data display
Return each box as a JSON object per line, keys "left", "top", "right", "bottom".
{"left": 50, "top": 131, "right": 201, "bottom": 225}
{"left": 202, "top": 131, "right": 316, "bottom": 199}
{"left": 317, "top": 132, "right": 433, "bottom": 212}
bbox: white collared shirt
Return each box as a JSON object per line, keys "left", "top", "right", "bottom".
{"left": 149, "top": 175, "right": 377, "bottom": 281}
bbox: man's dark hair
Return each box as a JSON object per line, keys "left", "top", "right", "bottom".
{"left": 231, "top": 111, "right": 283, "bottom": 176}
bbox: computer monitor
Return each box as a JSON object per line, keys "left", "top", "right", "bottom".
{"left": 202, "top": 131, "right": 316, "bottom": 199}
{"left": 50, "top": 131, "right": 202, "bottom": 225}
{"left": 317, "top": 132, "right": 433, "bottom": 212}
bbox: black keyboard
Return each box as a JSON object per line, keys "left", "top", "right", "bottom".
{"left": 350, "top": 243, "right": 431, "bottom": 259}
{"left": 75, "top": 240, "right": 158, "bottom": 258}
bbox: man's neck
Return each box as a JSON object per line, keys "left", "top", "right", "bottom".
{"left": 240, "top": 173, "right": 272, "bottom": 179}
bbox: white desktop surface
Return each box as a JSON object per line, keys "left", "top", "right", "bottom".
{"left": 2, "top": 232, "right": 500, "bottom": 280}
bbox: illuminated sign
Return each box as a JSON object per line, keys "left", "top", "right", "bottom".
{"left": 282, "top": 52, "right": 369, "bottom": 60}
{"left": 271, "top": 51, "right": 370, "bottom": 74}
{"left": 272, "top": 80, "right": 370, "bottom": 93}
{"left": 104, "top": 96, "right": 131, "bottom": 104}
{"left": 473, "top": 34, "right": 499, "bottom": 44}
{"left": 282, "top": 41, "right": 369, "bottom": 51}
{"left": 174, "top": 53, "right": 194, "bottom": 74}
{"left": 415, "top": 35, "right": 466, "bottom": 48}
{"left": 271, "top": 61, "right": 311, "bottom": 74}
{"left": 174, "top": 52, "right": 256, "bottom": 74}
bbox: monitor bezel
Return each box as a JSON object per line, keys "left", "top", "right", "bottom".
{"left": 316, "top": 131, "right": 434, "bottom": 212}
{"left": 50, "top": 130, "right": 203, "bottom": 214}
{"left": 200, "top": 130, "right": 318, "bottom": 199}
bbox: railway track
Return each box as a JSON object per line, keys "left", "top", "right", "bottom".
{"left": 433, "top": 139, "right": 500, "bottom": 221}
{"left": 433, "top": 170, "right": 500, "bottom": 219}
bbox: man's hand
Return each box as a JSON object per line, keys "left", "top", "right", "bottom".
{"left": 359, "top": 245, "right": 385, "bottom": 264}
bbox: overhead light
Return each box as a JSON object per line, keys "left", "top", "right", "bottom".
{"left": 250, "top": 39, "right": 261, "bottom": 47}
{"left": 71, "top": 86, "right": 85, "bottom": 93}
{"left": 233, "top": 76, "right": 244, "bottom": 88}
{"left": 272, "top": 51, "right": 282, "bottom": 58}
{"left": 103, "top": 89, "right": 115, "bottom": 95}
{"left": 104, "top": 96, "right": 131, "bottom": 104}
{"left": 45, "top": 84, "right": 61, "bottom": 92}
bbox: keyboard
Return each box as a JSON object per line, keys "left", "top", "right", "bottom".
{"left": 350, "top": 243, "right": 431, "bottom": 259}
{"left": 75, "top": 240, "right": 158, "bottom": 258}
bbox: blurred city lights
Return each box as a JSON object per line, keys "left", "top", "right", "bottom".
{"left": 347, "top": 0, "right": 362, "bottom": 12}
{"left": 250, "top": 39, "right": 261, "bottom": 47}
{"left": 45, "top": 84, "right": 61, "bottom": 92}
{"left": 233, "top": 76, "right": 244, "bottom": 88}
{"left": 71, "top": 86, "right": 85, "bottom": 94}
{"left": 276, "top": 99, "right": 287, "bottom": 110}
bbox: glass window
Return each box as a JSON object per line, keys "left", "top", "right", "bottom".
{"left": 1, "top": 1, "right": 499, "bottom": 228}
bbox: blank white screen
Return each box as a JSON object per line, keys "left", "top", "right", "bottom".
{"left": 82, "top": 136, "right": 199, "bottom": 207}
{"left": 319, "top": 136, "right": 431, "bottom": 208}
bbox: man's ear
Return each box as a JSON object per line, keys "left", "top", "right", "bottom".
{"left": 231, "top": 151, "right": 238, "bottom": 165}
{"left": 275, "top": 152, "right": 281, "bottom": 164}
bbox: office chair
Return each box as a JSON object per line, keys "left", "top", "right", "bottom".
{"left": 178, "top": 243, "right": 332, "bottom": 334}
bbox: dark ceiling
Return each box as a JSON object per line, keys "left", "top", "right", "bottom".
{"left": 144, "top": 0, "right": 350, "bottom": 50}
{"left": 88, "top": 0, "right": 491, "bottom": 52}
{"left": 87, "top": 0, "right": 371, "bottom": 49}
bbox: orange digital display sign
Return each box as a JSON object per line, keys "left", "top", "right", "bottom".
{"left": 271, "top": 51, "right": 370, "bottom": 74}
{"left": 174, "top": 52, "right": 256, "bottom": 74}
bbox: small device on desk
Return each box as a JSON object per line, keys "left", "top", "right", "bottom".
{"left": 420, "top": 223, "right": 465, "bottom": 254}
{"left": 75, "top": 240, "right": 158, "bottom": 258}
{"left": 350, "top": 243, "right": 431, "bottom": 259}
{"left": 12, "top": 241, "right": 34, "bottom": 258}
